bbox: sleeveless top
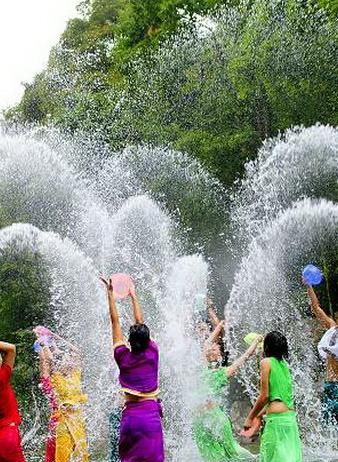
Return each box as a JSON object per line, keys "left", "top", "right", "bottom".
{"left": 202, "top": 367, "right": 229, "bottom": 407}
{"left": 114, "top": 340, "right": 160, "bottom": 397}
{"left": 206, "top": 367, "right": 229, "bottom": 398}
{"left": 269, "top": 357, "right": 294, "bottom": 409}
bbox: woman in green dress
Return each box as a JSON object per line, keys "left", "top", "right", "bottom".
{"left": 243, "top": 331, "right": 302, "bottom": 462}
{"left": 193, "top": 320, "right": 260, "bottom": 461}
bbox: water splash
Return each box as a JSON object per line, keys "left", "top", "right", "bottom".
{"left": 228, "top": 125, "right": 338, "bottom": 461}
{"left": 0, "top": 128, "right": 215, "bottom": 461}
{"left": 231, "top": 125, "right": 338, "bottom": 246}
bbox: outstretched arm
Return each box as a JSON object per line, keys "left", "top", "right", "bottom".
{"left": 0, "top": 341, "right": 16, "bottom": 369}
{"left": 129, "top": 287, "right": 144, "bottom": 324}
{"left": 51, "top": 333, "right": 79, "bottom": 353}
{"left": 226, "top": 336, "right": 262, "bottom": 377}
{"left": 306, "top": 285, "right": 335, "bottom": 329}
{"left": 244, "top": 358, "right": 270, "bottom": 428}
{"left": 101, "top": 277, "right": 124, "bottom": 345}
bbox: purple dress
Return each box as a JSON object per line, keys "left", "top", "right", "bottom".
{"left": 114, "top": 340, "right": 164, "bottom": 462}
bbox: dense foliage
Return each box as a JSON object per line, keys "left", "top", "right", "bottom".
{"left": 0, "top": 248, "right": 51, "bottom": 408}
{"left": 7, "top": 0, "right": 338, "bottom": 188}
{"left": 1, "top": 0, "right": 337, "bottom": 418}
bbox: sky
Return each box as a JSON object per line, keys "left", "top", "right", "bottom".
{"left": 0, "top": 0, "right": 79, "bottom": 111}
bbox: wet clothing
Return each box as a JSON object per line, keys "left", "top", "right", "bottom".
{"left": 322, "top": 381, "right": 338, "bottom": 425}
{"left": 206, "top": 367, "right": 229, "bottom": 402}
{"left": 318, "top": 327, "right": 338, "bottom": 360}
{"left": 194, "top": 367, "right": 255, "bottom": 461}
{"left": 0, "top": 426, "right": 26, "bottom": 462}
{"left": 0, "top": 365, "right": 21, "bottom": 427}
{"left": 0, "top": 364, "right": 25, "bottom": 462}
{"left": 268, "top": 357, "right": 294, "bottom": 410}
{"left": 120, "top": 400, "right": 164, "bottom": 462}
{"left": 40, "top": 377, "right": 59, "bottom": 462}
{"left": 114, "top": 340, "right": 164, "bottom": 462}
{"left": 54, "top": 408, "right": 89, "bottom": 462}
{"left": 260, "top": 358, "right": 302, "bottom": 462}
{"left": 114, "top": 340, "right": 160, "bottom": 397}
{"left": 260, "top": 412, "right": 302, "bottom": 462}
{"left": 193, "top": 405, "right": 255, "bottom": 461}
{"left": 51, "top": 370, "right": 88, "bottom": 408}
{"left": 43, "top": 369, "right": 89, "bottom": 462}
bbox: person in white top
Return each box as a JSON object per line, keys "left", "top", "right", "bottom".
{"left": 304, "top": 282, "right": 338, "bottom": 425}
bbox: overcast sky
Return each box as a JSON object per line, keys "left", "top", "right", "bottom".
{"left": 0, "top": 0, "right": 78, "bottom": 110}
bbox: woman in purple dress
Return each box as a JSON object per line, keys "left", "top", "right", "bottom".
{"left": 100, "top": 277, "right": 165, "bottom": 462}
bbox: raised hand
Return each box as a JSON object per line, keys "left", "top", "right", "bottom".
{"left": 100, "top": 276, "right": 114, "bottom": 293}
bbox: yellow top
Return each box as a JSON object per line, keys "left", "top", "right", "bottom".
{"left": 51, "top": 369, "right": 88, "bottom": 407}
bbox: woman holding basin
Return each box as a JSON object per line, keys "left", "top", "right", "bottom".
{"left": 100, "top": 274, "right": 164, "bottom": 462}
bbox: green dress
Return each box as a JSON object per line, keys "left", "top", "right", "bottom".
{"left": 260, "top": 357, "right": 302, "bottom": 462}
{"left": 193, "top": 367, "right": 255, "bottom": 461}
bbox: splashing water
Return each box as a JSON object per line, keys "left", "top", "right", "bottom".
{"left": 0, "top": 128, "right": 216, "bottom": 461}
{"left": 1, "top": 122, "right": 338, "bottom": 460}
{"left": 231, "top": 125, "right": 338, "bottom": 247}
{"left": 228, "top": 126, "right": 338, "bottom": 461}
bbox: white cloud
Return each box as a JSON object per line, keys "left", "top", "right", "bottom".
{"left": 0, "top": 0, "right": 79, "bottom": 110}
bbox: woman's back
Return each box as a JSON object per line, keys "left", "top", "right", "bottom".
{"left": 114, "top": 340, "right": 159, "bottom": 396}
{"left": 269, "top": 357, "right": 294, "bottom": 410}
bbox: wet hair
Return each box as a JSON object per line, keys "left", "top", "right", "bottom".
{"left": 264, "top": 331, "right": 289, "bottom": 361}
{"left": 220, "top": 342, "right": 230, "bottom": 367}
{"left": 129, "top": 323, "right": 150, "bottom": 353}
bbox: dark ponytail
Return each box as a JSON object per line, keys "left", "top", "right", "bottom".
{"left": 129, "top": 324, "right": 150, "bottom": 353}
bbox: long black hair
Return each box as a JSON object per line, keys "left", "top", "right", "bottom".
{"left": 129, "top": 323, "right": 150, "bottom": 353}
{"left": 264, "top": 331, "right": 289, "bottom": 361}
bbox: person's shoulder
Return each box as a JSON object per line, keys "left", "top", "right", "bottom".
{"left": 113, "top": 341, "right": 129, "bottom": 351}
{"left": 260, "top": 358, "right": 271, "bottom": 368}
{"left": 149, "top": 339, "right": 159, "bottom": 350}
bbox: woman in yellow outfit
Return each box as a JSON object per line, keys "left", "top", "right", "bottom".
{"left": 35, "top": 329, "right": 89, "bottom": 462}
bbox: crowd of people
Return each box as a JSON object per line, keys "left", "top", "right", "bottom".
{"left": 0, "top": 278, "right": 337, "bottom": 462}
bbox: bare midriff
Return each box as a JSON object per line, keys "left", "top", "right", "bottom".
{"left": 124, "top": 392, "right": 157, "bottom": 402}
{"left": 327, "top": 356, "right": 338, "bottom": 382}
{"left": 267, "top": 400, "right": 293, "bottom": 414}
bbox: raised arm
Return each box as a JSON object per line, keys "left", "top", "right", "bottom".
{"left": 244, "top": 358, "right": 270, "bottom": 428}
{"left": 38, "top": 347, "right": 52, "bottom": 378}
{"left": 129, "top": 287, "right": 144, "bottom": 324}
{"left": 306, "top": 284, "right": 335, "bottom": 329}
{"left": 101, "top": 277, "right": 124, "bottom": 345}
{"left": 0, "top": 341, "right": 16, "bottom": 369}
{"left": 226, "top": 336, "right": 262, "bottom": 377}
{"left": 206, "top": 320, "right": 224, "bottom": 345}
{"left": 207, "top": 298, "right": 221, "bottom": 329}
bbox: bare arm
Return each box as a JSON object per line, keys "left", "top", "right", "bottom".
{"left": 129, "top": 287, "right": 144, "bottom": 324}
{"left": 244, "top": 358, "right": 270, "bottom": 427}
{"left": 226, "top": 336, "right": 262, "bottom": 377}
{"left": 207, "top": 299, "right": 221, "bottom": 329}
{"left": 206, "top": 320, "right": 224, "bottom": 345}
{"left": 306, "top": 285, "right": 335, "bottom": 329}
{"left": 0, "top": 341, "right": 16, "bottom": 369}
{"left": 48, "top": 331, "right": 80, "bottom": 354}
{"left": 38, "top": 347, "right": 52, "bottom": 378}
{"left": 101, "top": 277, "right": 124, "bottom": 344}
